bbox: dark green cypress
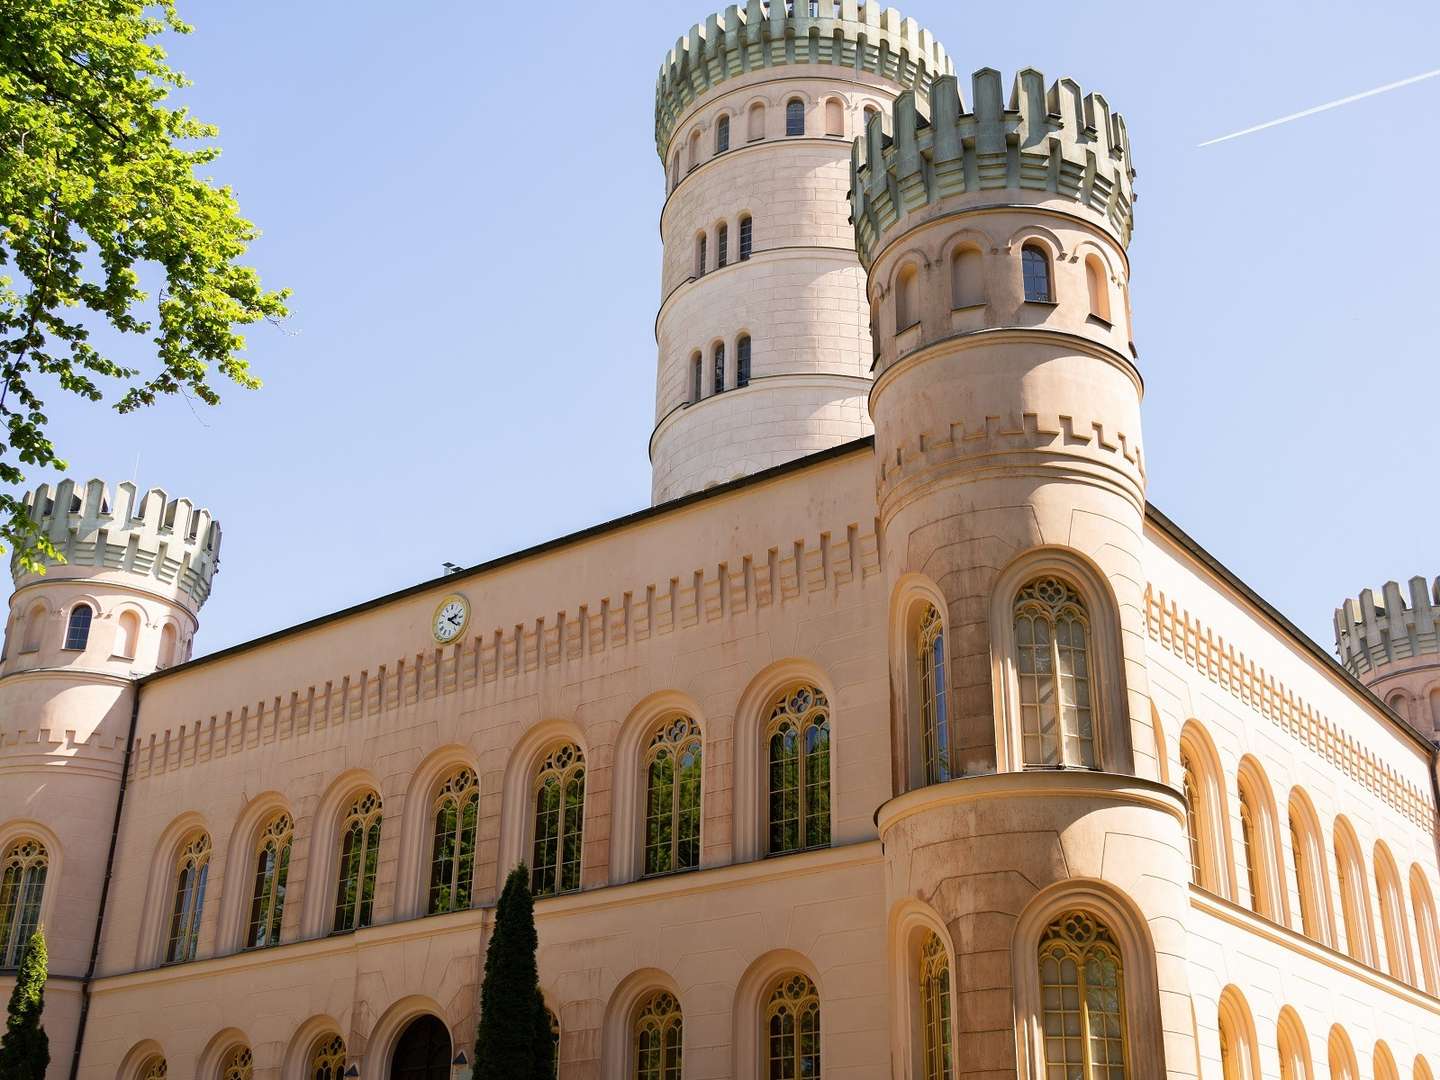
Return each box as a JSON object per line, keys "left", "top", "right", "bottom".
{"left": 0, "top": 928, "right": 50, "bottom": 1080}
{"left": 474, "top": 865, "right": 552, "bottom": 1080}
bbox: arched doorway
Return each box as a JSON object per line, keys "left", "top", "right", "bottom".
{"left": 391, "top": 1015, "right": 451, "bottom": 1080}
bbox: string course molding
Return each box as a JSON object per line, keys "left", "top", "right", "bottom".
{"left": 655, "top": 0, "right": 952, "bottom": 159}
{"left": 849, "top": 67, "right": 1137, "bottom": 267}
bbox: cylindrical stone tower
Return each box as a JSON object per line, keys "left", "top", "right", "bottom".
{"left": 854, "top": 71, "right": 1199, "bottom": 1076}
{"left": 0, "top": 478, "right": 219, "bottom": 1074}
{"left": 649, "top": 0, "right": 951, "bottom": 504}
{"left": 1335, "top": 576, "right": 1440, "bottom": 737}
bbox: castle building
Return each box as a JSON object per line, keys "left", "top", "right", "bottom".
{"left": 1, "top": 3, "right": 1437, "bottom": 1078}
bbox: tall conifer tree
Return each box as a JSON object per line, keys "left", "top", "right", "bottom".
{"left": 474, "top": 865, "right": 553, "bottom": 1080}
{"left": 0, "top": 927, "right": 49, "bottom": 1080}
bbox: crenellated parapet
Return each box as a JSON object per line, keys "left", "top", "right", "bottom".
{"left": 849, "top": 67, "right": 1136, "bottom": 266}
{"left": 655, "top": 0, "right": 952, "bottom": 158}
{"left": 1335, "top": 576, "right": 1440, "bottom": 681}
{"left": 11, "top": 478, "right": 222, "bottom": 610}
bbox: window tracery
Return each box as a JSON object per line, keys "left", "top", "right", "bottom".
{"left": 0, "top": 838, "right": 47, "bottom": 967}
{"left": 766, "top": 685, "right": 831, "bottom": 855}
{"left": 765, "top": 973, "right": 820, "bottom": 1079}
{"left": 166, "top": 832, "right": 211, "bottom": 963}
{"left": 1014, "top": 578, "right": 1095, "bottom": 768}
{"left": 644, "top": 716, "right": 703, "bottom": 876}
{"left": 635, "top": 990, "right": 683, "bottom": 1080}
{"left": 919, "top": 931, "right": 953, "bottom": 1080}
{"left": 1038, "top": 911, "right": 1128, "bottom": 1079}
{"left": 138, "top": 1056, "right": 167, "bottom": 1080}
{"left": 532, "top": 743, "right": 586, "bottom": 897}
{"left": 428, "top": 767, "right": 479, "bottom": 914}
{"left": 918, "top": 604, "right": 952, "bottom": 785}
{"left": 334, "top": 791, "right": 382, "bottom": 932}
{"left": 310, "top": 1034, "right": 347, "bottom": 1080}
{"left": 220, "top": 1046, "right": 253, "bottom": 1080}
{"left": 246, "top": 813, "right": 292, "bottom": 948}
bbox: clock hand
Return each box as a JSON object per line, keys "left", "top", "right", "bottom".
{"left": 448, "top": 613, "right": 462, "bottom": 625}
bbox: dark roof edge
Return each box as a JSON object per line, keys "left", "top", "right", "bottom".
{"left": 1143, "top": 503, "right": 1437, "bottom": 755}
{"left": 140, "top": 437, "right": 878, "bottom": 685}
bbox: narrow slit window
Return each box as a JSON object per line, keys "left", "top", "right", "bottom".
{"left": 739, "top": 216, "right": 753, "bottom": 261}
{"left": 737, "top": 335, "right": 752, "bottom": 388}
{"left": 717, "top": 222, "right": 729, "bottom": 269}
{"left": 918, "top": 604, "right": 951, "bottom": 785}
{"left": 713, "top": 343, "right": 725, "bottom": 395}
{"left": 691, "top": 352, "right": 703, "bottom": 403}
{"left": 696, "top": 233, "right": 707, "bottom": 278}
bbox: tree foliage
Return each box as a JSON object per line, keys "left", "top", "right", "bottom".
{"left": 475, "top": 865, "right": 555, "bottom": 1080}
{"left": 0, "top": 927, "right": 49, "bottom": 1080}
{"left": 0, "top": 0, "right": 288, "bottom": 569}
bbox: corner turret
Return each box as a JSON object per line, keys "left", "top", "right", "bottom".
{"left": 1336, "top": 576, "right": 1440, "bottom": 736}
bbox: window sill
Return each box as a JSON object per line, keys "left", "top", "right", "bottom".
{"left": 764, "top": 843, "right": 831, "bottom": 859}
{"left": 1023, "top": 298, "right": 1059, "bottom": 307}
{"left": 641, "top": 866, "right": 699, "bottom": 881}
{"left": 951, "top": 303, "right": 986, "bottom": 313}
{"left": 1086, "top": 314, "right": 1113, "bottom": 329}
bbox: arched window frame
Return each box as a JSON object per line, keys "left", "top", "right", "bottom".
{"left": 764, "top": 684, "right": 831, "bottom": 856}
{"left": 309, "top": 1033, "right": 347, "bottom": 1080}
{"left": 220, "top": 1045, "right": 253, "bottom": 1080}
{"left": 695, "top": 232, "right": 707, "bottom": 278}
{"left": 63, "top": 602, "right": 93, "bottom": 650}
{"left": 642, "top": 715, "right": 703, "bottom": 877}
{"left": 244, "top": 812, "right": 293, "bottom": 949}
{"left": 823, "top": 96, "right": 844, "bottom": 137}
{"left": 1374, "top": 1041, "right": 1402, "bottom": 1080}
{"left": 785, "top": 97, "right": 806, "bottom": 136}
{"left": 333, "top": 789, "right": 383, "bottom": 932}
{"left": 137, "top": 1055, "right": 168, "bottom": 1080}
{"left": 1332, "top": 817, "right": 1377, "bottom": 965}
{"left": 165, "top": 831, "right": 212, "bottom": 964}
{"left": 427, "top": 767, "right": 479, "bottom": 915}
{"left": 1178, "top": 722, "right": 1234, "bottom": 899}
{"left": 903, "top": 593, "right": 953, "bottom": 788}
{"left": 687, "top": 128, "right": 702, "bottom": 172}
{"left": 1084, "top": 252, "right": 1113, "bottom": 322}
{"left": 893, "top": 260, "right": 920, "bottom": 333}
{"left": 712, "top": 341, "right": 725, "bottom": 396}
{"left": 158, "top": 622, "right": 179, "bottom": 668}
{"left": 1373, "top": 841, "right": 1414, "bottom": 983}
{"left": 715, "top": 113, "right": 730, "bottom": 154}
{"left": 1235, "top": 757, "right": 1285, "bottom": 921}
{"left": 1327, "top": 1025, "right": 1359, "bottom": 1080}
{"left": 738, "top": 215, "right": 754, "bottom": 262}
{"left": 1286, "top": 793, "right": 1334, "bottom": 945}
{"left": 1410, "top": 866, "right": 1440, "bottom": 995}
{"left": 1014, "top": 578, "right": 1098, "bottom": 770}
{"left": 0, "top": 837, "right": 48, "bottom": 967}
{"left": 747, "top": 101, "right": 766, "bottom": 142}
{"left": 1021, "top": 241, "right": 1054, "bottom": 303}
{"left": 633, "top": 990, "right": 684, "bottom": 1080}
{"left": 20, "top": 600, "right": 47, "bottom": 654}
{"left": 1276, "top": 1007, "right": 1313, "bottom": 1080}
{"left": 918, "top": 930, "right": 954, "bottom": 1080}
{"left": 114, "top": 608, "right": 142, "bottom": 660}
{"left": 531, "top": 742, "right": 586, "bottom": 897}
{"left": 1035, "top": 911, "right": 1129, "bottom": 1078}
{"left": 764, "top": 973, "right": 820, "bottom": 1079}
{"left": 690, "top": 351, "right": 703, "bottom": 404}
{"left": 949, "top": 242, "right": 985, "bottom": 310}
{"left": 736, "top": 334, "right": 752, "bottom": 388}
{"left": 716, "top": 221, "right": 729, "bottom": 269}
{"left": 1218, "top": 986, "right": 1260, "bottom": 1080}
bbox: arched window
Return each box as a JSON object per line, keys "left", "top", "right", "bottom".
{"left": 1021, "top": 243, "right": 1053, "bottom": 303}
{"left": 919, "top": 931, "right": 953, "bottom": 1080}
{"left": 1218, "top": 989, "right": 1259, "bottom": 1080}
{"left": 895, "top": 262, "right": 919, "bottom": 332}
{"left": 737, "top": 335, "right": 752, "bottom": 388}
{"left": 634, "top": 990, "right": 683, "bottom": 1080}
{"left": 245, "top": 812, "right": 293, "bottom": 948}
{"left": 695, "top": 233, "right": 707, "bottom": 278}
{"left": 1387, "top": 691, "right": 1411, "bottom": 722}
{"left": 64, "top": 603, "right": 93, "bottom": 650}
{"left": 1374, "top": 843, "right": 1413, "bottom": 983}
{"left": 748, "top": 102, "right": 766, "bottom": 142}
{"left": 785, "top": 98, "right": 805, "bottom": 136}
{"left": 765, "top": 973, "right": 820, "bottom": 1079}
{"left": 1288, "top": 809, "right": 1323, "bottom": 940}
{"left": 392, "top": 1015, "right": 451, "bottom": 1080}
{"left": 1181, "top": 750, "right": 1205, "bottom": 886}
{"left": 1038, "top": 911, "right": 1127, "bottom": 1079}
{"left": 717, "top": 222, "right": 729, "bottom": 269}
{"left": 138, "top": 1056, "right": 167, "bottom": 1080}
{"left": 1374, "top": 1043, "right": 1402, "bottom": 1080}
{"left": 0, "top": 838, "right": 48, "bottom": 967}
{"left": 220, "top": 1046, "right": 253, "bottom": 1080}
{"left": 21, "top": 602, "right": 45, "bottom": 653}
{"left": 1085, "top": 254, "right": 1111, "bottom": 321}
{"left": 712, "top": 342, "right": 725, "bottom": 396}
{"left": 950, "top": 246, "right": 983, "bottom": 308}
{"left": 643, "top": 715, "right": 703, "bottom": 876}
{"left": 1327, "top": 1027, "right": 1358, "bottom": 1080}
{"left": 863, "top": 105, "right": 879, "bottom": 128}
{"left": 1411, "top": 867, "right": 1440, "bottom": 995}
{"left": 917, "top": 603, "right": 952, "bottom": 785}
{"left": 766, "top": 684, "right": 831, "bottom": 855}
{"left": 165, "top": 831, "right": 211, "bottom": 963}
{"left": 824, "top": 97, "right": 844, "bottom": 137}
{"left": 691, "top": 351, "right": 703, "bottom": 403}
{"left": 309, "top": 1033, "right": 347, "bottom": 1080}
{"left": 739, "top": 215, "right": 754, "bottom": 261}
{"left": 427, "top": 767, "right": 479, "bottom": 914}
{"left": 1236, "top": 768, "right": 1276, "bottom": 918}
{"left": 334, "top": 790, "right": 383, "bottom": 932}
{"left": 1333, "top": 821, "right": 1375, "bottom": 965}
{"left": 158, "top": 623, "right": 178, "bottom": 668}
{"left": 1276, "top": 1010, "right": 1311, "bottom": 1080}
{"left": 532, "top": 743, "right": 586, "bottom": 897}
{"left": 687, "top": 129, "right": 701, "bottom": 171}
{"left": 715, "top": 114, "right": 730, "bottom": 154}
{"left": 115, "top": 609, "right": 141, "bottom": 660}
{"left": 1014, "top": 577, "right": 1095, "bottom": 768}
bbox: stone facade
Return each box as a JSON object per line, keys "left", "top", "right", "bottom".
{"left": 0, "top": 4, "right": 1437, "bottom": 1080}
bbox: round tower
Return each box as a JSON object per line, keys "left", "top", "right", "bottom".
{"left": 649, "top": 0, "right": 951, "bottom": 504}
{"left": 1335, "top": 576, "right": 1440, "bottom": 737}
{"left": 0, "top": 478, "right": 220, "bottom": 1072}
{"left": 854, "top": 72, "right": 1199, "bottom": 1076}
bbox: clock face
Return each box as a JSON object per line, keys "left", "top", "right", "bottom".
{"left": 432, "top": 594, "right": 470, "bottom": 644}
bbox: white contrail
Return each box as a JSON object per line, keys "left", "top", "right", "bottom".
{"left": 1198, "top": 68, "right": 1440, "bottom": 147}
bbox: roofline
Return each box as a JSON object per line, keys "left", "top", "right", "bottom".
{"left": 139, "top": 438, "right": 878, "bottom": 685}
{"left": 1142, "top": 503, "right": 1437, "bottom": 754}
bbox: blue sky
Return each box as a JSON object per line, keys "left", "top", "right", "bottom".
{"left": 22, "top": 0, "right": 1440, "bottom": 656}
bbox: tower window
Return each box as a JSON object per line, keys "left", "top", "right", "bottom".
{"left": 1014, "top": 577, "right": 1095, "bottom": 768}
{"left": 713, "top": 342, "right": 725, "bottom": 395}
{"left": 748, "top": 102, "right": 766, "bottom": 142}
{"left": 715, "top": 114, "right": 730, "bottom": 154}
{"left": 688, "top": 129, "right": 702, "bottom": 171}
{"left": 717, "top": 222, "right": 729, "bottom": 269}
{"left": 895, "top": 262, "right": 919, "bottom": 332}
{"left": 696, "top": 233, "right": 707, "bottom": 278}
{"left": 1038, "top": 911, "right": 1128, "bottom": 1078}
{"left": 739, "top": 215, "right": 753, "bottom": 261}
{"left": 0, "top": 839, "right": 48, "bottom": 967}
{"left": 825, "top": 97, "right": 844, "bottom": 137}
{"left": 691, "top": 351, "right": 703, "bottom": 403}
{"left": 919, "top": 931, "right": 954, "bottom": 1080}
{"left": 1085, "top": 254, "right": 1111, "bottom": 321}
{"left": 918, "top": 603, "right": 951, "bottom": 785}
{"left": 21, "top": 602, "right": 44, "bottom": 653}
{"left": 1022, "top": 243, "right": 1053, "bottom": 302}
{"left": 114, "top": 610, "right": 140, "bottom": 660}
{"left": 63, "top": 603, "right": 93, "bottom": 651}
{"left": 951, "top": 246, "right": 984, "bottom": 308}
{"left": 786, "top": 99, "right": 806, "bottom": 137}
{"left": 737, "top": 335, "right": 752, "bottom": 388}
